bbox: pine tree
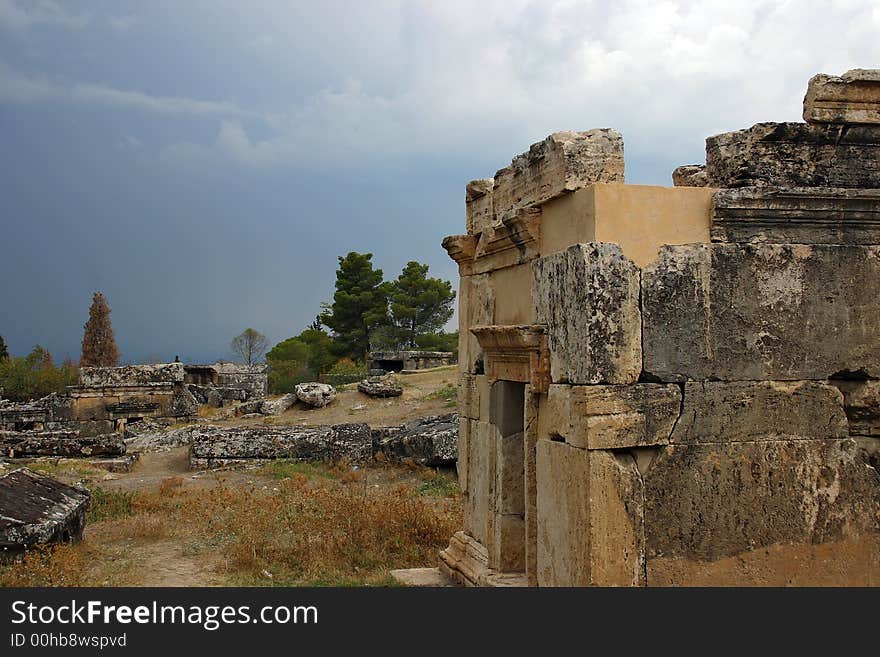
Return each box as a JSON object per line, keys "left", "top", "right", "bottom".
{"left": 80, "top": 292, "right": 120, "bottom": 367}
{"left": 388, "top": 261, "right": 456, "bottom": 348}
{"left": 320, "top": 252, "right": 389, "bottom": 361}
{"left": 0, "top": 335, "right": 8, "bottom": 362}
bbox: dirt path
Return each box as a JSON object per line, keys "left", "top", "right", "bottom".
{"left": 130, "top": 541, "right": 224, "bottom": 587}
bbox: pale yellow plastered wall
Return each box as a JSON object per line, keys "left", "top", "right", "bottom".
{"left": 540, "top": 183, "right": 715, "bottom": 267}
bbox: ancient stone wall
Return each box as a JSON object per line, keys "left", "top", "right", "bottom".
{"left": 441, "top": 70, "right": 880, "bottom": 587}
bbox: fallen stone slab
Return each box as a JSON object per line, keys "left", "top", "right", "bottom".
{"left": 0, "top": 468, "right": 90, "bottom": 554}
{"left": 294, "top": 382, "right": 336, "bottom": 408}
{"left": 189, "top": 423, "right": 372, "bottom": 468}
{"left": 642, "top": 243, "right": 880, "bottom": 381}
{"left": 390, "top": 567, "right": 456, "bottom": 587}
{"left": 533, "top": 243, "right": 642, "bottom": 384}
{"left": 804, "top": 69, "right": 880, "bottom": 125}
{"left": 704, "top": 121, "right": 880, "bottom": 188}
{"left": 671, "top": 164, "right": 709, "bottom": 187}
{"left": 260, "top": 393, "right": 298, "bottom": 415}
{"left": 358, "top": 375, "right": 403, "bottom": 398}
{"left": 711, "top": 187, "right": 880, "bottom": 245}
{"left": 0, "top": 431, "right": 126, "bottom": 458}
{"left": 374, "top": 413, "right": 458, "bottom": 467}
{"left": 492, "top": 130, "right": 625, "bottom": 218}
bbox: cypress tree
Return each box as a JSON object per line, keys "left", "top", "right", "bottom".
{"left": 80, "top": 292, "right": 120, "bottom": 367}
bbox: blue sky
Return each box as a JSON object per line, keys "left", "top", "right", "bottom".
{"left": 1, "top": 0, "right": 877, "bottom": 363}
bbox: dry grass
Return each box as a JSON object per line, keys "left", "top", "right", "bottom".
{"left": 0, "top": 467, "right": 461, "bottom": 587}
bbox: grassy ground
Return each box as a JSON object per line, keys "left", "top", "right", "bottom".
{"left": 0, "top": 458, "right": 461, "bottom": 587}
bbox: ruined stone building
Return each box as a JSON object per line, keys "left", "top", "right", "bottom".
{"left": 439, "top": 70, "right": 880, "bottom": 586}
{"left": 369, "top": 350, "right": 454, "bottom": 372}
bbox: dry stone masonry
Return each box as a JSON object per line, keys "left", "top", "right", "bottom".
{"left": 440, "top": 70, "right": 880, "bottom": 587}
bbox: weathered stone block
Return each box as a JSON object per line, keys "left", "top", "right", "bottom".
{"left": 804, "top": 69, "right": 880, "bottom": 125}
{"left": 459, "top": 274, "right": 494, "bottom": 374}
{"left": 672, "top": 164, "right": 709, "bottom": 187}
{"left": 544, "top": 383, "right": 681, "bottom": 450}
{"left": 704, "top": 122, "right": 880, "bottom": 188}
{"left": 0, "top": 468, "right": 90, "bottom": 553}
{"left": 466, "top": 178, "right": 495, "bottom": 236}
{"left": 523, "top": 385, "right": 539, "bottom": 586}
{"left": 536, "top": 441, "right": 643, "bottom": 586}
{"left": 464, "top": 421, "right": 497, "bottom": 549}
{"left": 492, "top": 513, "right": 525, "bottom": 572}
{"left": 80, "top": 363, "right": 184, "bottom": 387}
{"left": 0, "top": 431, "right": 125, "bottom": 457}
{"left": 492, "top": 130, "right": 624, "bottom": 217}
{"left": 459, "top": 373, "right": 480, "bottom": 420}
{"left": 189, "top": 423, "right": 373, "bottom": 464}
{"left": 833, "top": 380, "right": 880, "bottom": 437}
{"left": 645, "top": 439, "right": 880, "bottom": 586}
{"left": 642, "top": 243, "right": 880, "bottom": 381}
{"left": 495, "top": 431, "right": 524, "bottom": 515}
{"left": 711, "top": 187, "right": 880, "bottom": 245}
{"left": 457, "top": 418, "right": 471, "bottom": 491}
{"left": 375, "top": 413, "right": 458, "bottom": 466}
{"left": 671, "top": 381, "right": 847, "bottom": 444}
{"left": 533, "top": 243, "right": 641, "bottom": 384}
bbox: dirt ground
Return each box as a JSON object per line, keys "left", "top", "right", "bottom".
{"left": 218, "top": 365, "right": 459, "bottom": 428}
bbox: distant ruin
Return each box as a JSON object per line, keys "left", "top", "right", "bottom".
{"left": 0, "top": 362, "right": 267, "bottom": 460}
{"left": 369, "top": 350, "right": 454, "bottom": 372}
{"left": 439, "top": 70, "right": 880, "bottom": 586}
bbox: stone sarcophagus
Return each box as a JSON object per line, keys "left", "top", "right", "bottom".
{"left": 440, "top": 70, "right": 880, "bottom": 587}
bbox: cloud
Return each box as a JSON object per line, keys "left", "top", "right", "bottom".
{"left": 117, "top": 135, "right": 142, "bottom": 149}
{"left": 0, "top": 61, "right": 254, "bottom": 119}
{"left": 107, "top": 15, "right": 137, "bottom": 32}
{"left": 155, "top": 0, "right": 880, "bottom": 177}
{"left": 0, "top": 0, "right": 88, "bottom": 31}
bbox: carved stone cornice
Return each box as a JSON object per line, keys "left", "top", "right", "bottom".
{"left": 472, "top": 207, "right": 542, "bottom": 275}
{"left": 441, "top": 234, "right": 478, "bottom": 276}
{"left": 470, "top": 324, "right": 549, "bottom": 392}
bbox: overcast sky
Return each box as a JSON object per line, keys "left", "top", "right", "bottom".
{"left": 1, "top": 0, "right": 877, "bottom": 363}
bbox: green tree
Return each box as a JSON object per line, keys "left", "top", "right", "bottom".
{"left": 0, "top": 345, "right": 78, "bottom": 402}
{"left": 230, "top": 328, "right": 269, "bottom": 365}
{"left": 320, "top": 252, "right": 388, "bottom": 361}
{"left": 415, "top": 330, "right": 459, "bottom": 355}
{"left": 387, "top": 261, "right": 456, "bottom": 348}
{"left": 80, "top": 292, "right": 120, "bottom": 367}
{"left": 0, "top": 335, "right": 8, "bottom": 362}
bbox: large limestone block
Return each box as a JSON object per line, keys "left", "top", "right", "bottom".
{"left": 833, "top": 380, "right": 880, "bottom": 437}
{"left": 642, "top": 243, "right": 880, "bottom": 381}
{"left": 536, "top": 441, "right": 644, "bottom": 586}
{"left": 459, "top": 274, "right": 494, "bottom": 373}
{"left": 804, "top": 69, "right": 880, "bottom": 125}
{"left": 492, "top": 130, "right": 624, "bottom": 218}
{"left": 671, "top": 381, "right": 848, "bottom": 444}
{"left": 645, "top": 439, "right": 880, "bottom": 586}
{"left": 704, "top": 122, "right": 880, "bottom": 188}
{"left": 466, "top": 178, "right": 494, "bottom": 236}
{"left": 533, "top": 243, "right": 641, "bottom": 384}
{"left": 464, "top": 421, "right": 497, "bottom": 549}
{"left": 523, "top": 386, "right": 539, "bottom": 586}
{"left": 544, "top": 384, "right": 681, "bottom": 450}
{"left": 711, "top": 187, "right": 880, "bottom": 245}
{"left": 80, "top": 363, "right": 184, "bottom": 387}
